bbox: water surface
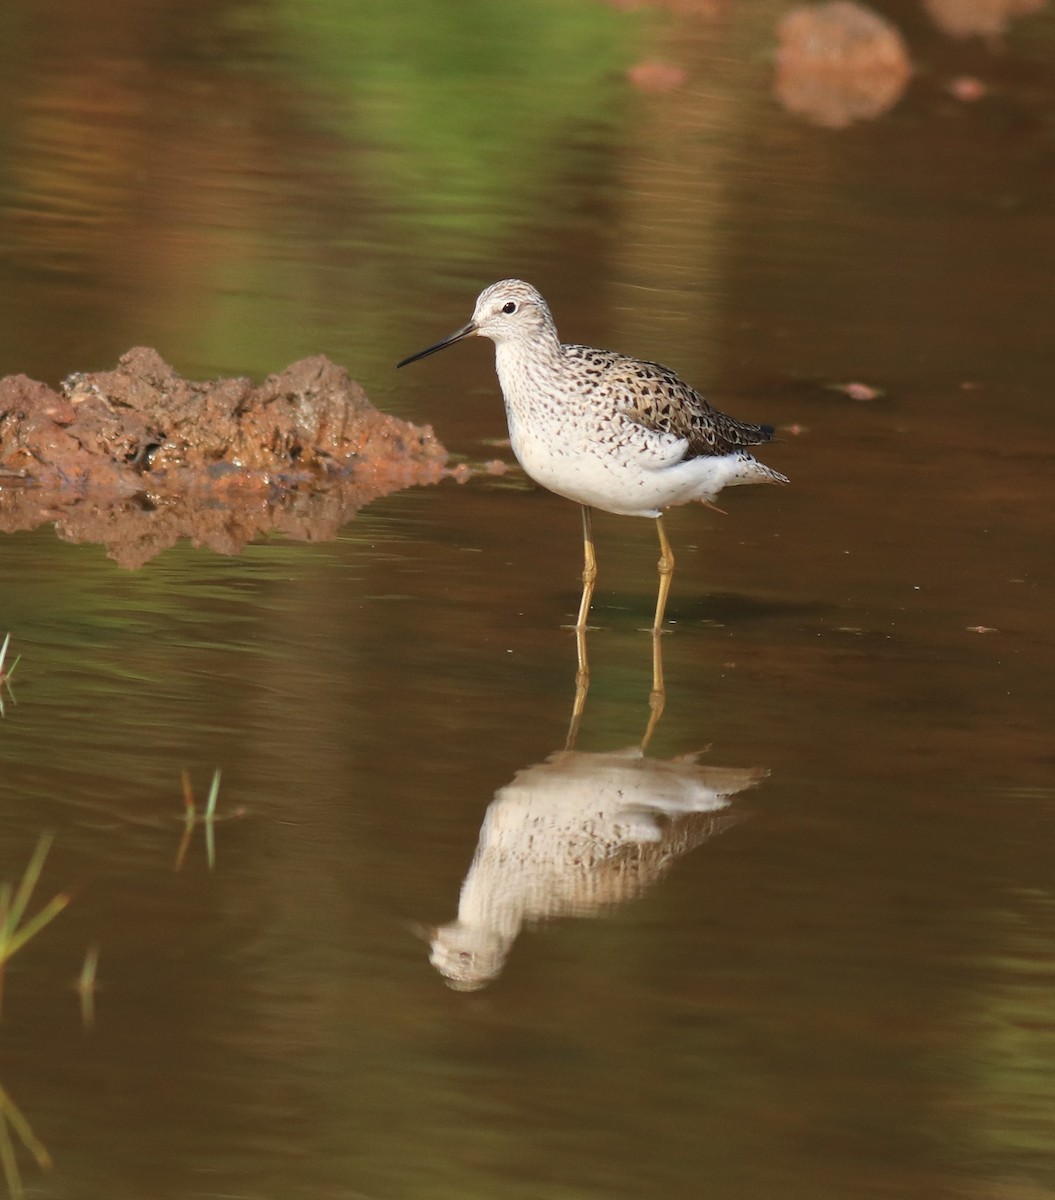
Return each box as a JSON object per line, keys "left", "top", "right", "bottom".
{"left": 0, "top": 2, "right": 1053, "bottom": 1198}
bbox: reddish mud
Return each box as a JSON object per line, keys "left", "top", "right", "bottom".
{"left": 774, "top": 2, "right": 913, "bottom": 128}
{"left": 627, "top": 60, "right": 690, "bottom": 92}
{"left": 0, "top": 348, "right": 449, "bottom": 567}
{"left": 923, "top": 0, "right": 1046, "bottom": 39}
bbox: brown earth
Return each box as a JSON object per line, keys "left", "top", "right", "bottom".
{"left": 774, "top": 3, "right": 913, "bottom": 129}
{"left": 0, "top": 348, "right": 450, "bottom": 567}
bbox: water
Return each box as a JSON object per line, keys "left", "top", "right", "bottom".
{"left": 0, "top": 2, "right": 1053, "bottom": 1198}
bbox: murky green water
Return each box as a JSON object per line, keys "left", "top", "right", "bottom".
{"left": 1, "top": 2, "right": 1053, "bottom": 1198}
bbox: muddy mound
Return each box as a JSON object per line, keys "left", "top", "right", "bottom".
{"left": 775, "top": 3, "right": 912, "bottom": 129}
{"left": 0, "top": 348, "right": 450, "bottom": 567}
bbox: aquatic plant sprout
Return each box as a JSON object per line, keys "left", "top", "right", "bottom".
{"left": 0, "top": 835, "right": 69, "bottom": 978}
{"left": 0, "top": 634, "right": 20, "bottom": 718}
{"left": 175, "top": 769, "right": 223, "bottom": 872}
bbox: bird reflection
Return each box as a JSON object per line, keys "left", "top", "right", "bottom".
{"left": 425, "top": 634, "right": 767, "bottom": 990}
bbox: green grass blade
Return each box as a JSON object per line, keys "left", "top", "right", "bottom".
{"left": 0, "top": 1113, "right": 23, "bottom": 1200}
{"left": 0, "top": 1084, "right": 50, "bottom": 1172}
{"left": 205, "top": 770, "right": 221, "bottom": 870}
{"left": 0, "top": 893, "right": 70, "bottom": 966}
{"left": 77, "top": 943, "right": 100, "bottom": 1030}
{"left": 204, "top": 769, "right": 221, "bottom": 822}
{"left": 0, "top": 883, "right": 11, "bottom": 940}
{"left": 5, "top": 835, "right": 54, "bottom": 934}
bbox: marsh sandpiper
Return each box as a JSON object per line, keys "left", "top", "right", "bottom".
{"left": 398, "top": 279, "right": 787, "bottom": 631}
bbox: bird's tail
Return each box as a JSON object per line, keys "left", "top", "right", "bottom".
{"left": 733, "top": 455, "right": 789, "bottom": 487}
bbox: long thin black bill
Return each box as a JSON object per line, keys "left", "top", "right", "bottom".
{"left": 396, "top": 321, "right": 477, "bottom": 368}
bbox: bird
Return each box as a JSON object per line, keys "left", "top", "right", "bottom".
{"left": 397, "top": 279, "right": 787, "bottom": 632}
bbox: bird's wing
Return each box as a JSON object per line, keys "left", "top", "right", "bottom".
{"left": 593, "top": 353, "right": 775, "bottom": 459}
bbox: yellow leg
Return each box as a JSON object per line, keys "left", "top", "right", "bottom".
{"left": 652, "top": 515, "right": 675, "bottom": 633}
{"left": 565, "top": 624, "right": 590, "bottom": 750}
{"left": 641, "top": 627, "right": 666, "bottom": 751}
{"left": 563, "top": 506, "right": 597, "bottom": 747}
{"left": 574, "top": 505, "right": 597, "bottom": 632}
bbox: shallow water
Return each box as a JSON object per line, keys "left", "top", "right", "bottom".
{"left": 1, "top": 2, "right": 1053, "bottom": 1198}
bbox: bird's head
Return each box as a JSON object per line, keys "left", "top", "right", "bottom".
{"left": 397, "top": 278, "right": 556, "bottom": 367}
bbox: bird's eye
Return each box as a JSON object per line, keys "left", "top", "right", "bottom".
{"left": 501, "top": 301, "right": 517, "bottom": 314}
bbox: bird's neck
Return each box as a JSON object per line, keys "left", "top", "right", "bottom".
{"left": 494, "top": 331, "right": 563, "bottom": 407}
